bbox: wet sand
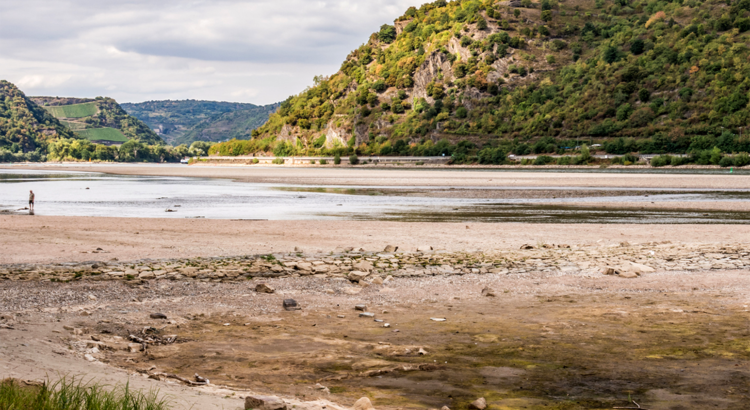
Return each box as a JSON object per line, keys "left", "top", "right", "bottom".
{"left": 6, "top": 163, "right": 750, "bottom": 189}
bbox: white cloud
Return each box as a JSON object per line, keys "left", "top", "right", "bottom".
{"left": 0, "top": 0, "right": 425, "bottom": 104}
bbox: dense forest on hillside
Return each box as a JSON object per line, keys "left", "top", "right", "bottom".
{"left": 210, "top": 0, "right": 750, "bottom": 164}
{"left": 122, "top": 100, "right": 279, "bottom": 145}
{"left": 0, "top": 81, "right": 74, "bottom": 160}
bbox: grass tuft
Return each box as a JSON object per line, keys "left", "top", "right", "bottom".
{"left": 0, "top": 377, "right": 172, "bottom": 410}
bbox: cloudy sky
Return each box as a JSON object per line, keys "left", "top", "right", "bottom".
{"left": 0, "top": 0, "right": 424, "bottom": 105}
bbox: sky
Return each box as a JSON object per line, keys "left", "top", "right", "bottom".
{"left": 0, "top": 0, "right": 424, "bottom": 105}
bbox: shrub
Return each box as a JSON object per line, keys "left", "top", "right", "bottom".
{"left": 455, "top": 106, "right": 468, "bottom": 118}
{"left": 309, "top": 159, "right": 316, "bottom": 164}
{"left": 671, "top": 156, "right": 687, "bottom": 166}
{"left": 415, "top": 161, "right": 425, "bottom": 165}
{"left": 272, "top": 157, "right": 284, "bottom": 165}
{"left": 349, "top": 155, "right": 359, "bottom": 165}
{"left": 533, "top": 155, "right": 554, "bottom": 165}
{"left": 638, "top": 88, "right": 650, "bottom": 102}
{"left": 719, "top": 156, "right": 735, "bottom": 167}
{"left": 252, "top": 158, "right": 259, "bottom": 164}
{"left": 734, "top": 152, "right": 750, "bottom": 167}
{"left": 650, "top": 155, "right": 670, "bottom": 167}
{"left": 320, "top": 159, "right": 328, "bottom": 165}
{"left": 334, "top": 154, "right": 341, "bottom": 165}
{"left": 546, "top": 55, "right": 556, "bottom": 64}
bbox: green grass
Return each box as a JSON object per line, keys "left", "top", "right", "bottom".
{"left": 60, "top": 121, "right": 88, "bottom": 131}
{"left": 76, "top": 128, "right": 128, "bottom": 142}
{"left": 44, "top": 102, "right": 98, "bottom": 119}
{"left": 0, "top": 377, "right": 171, "bottom": 410}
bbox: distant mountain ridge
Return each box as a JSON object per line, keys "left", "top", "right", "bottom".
{"left": 121, "top": 100, "right": 279, "bottom": 145}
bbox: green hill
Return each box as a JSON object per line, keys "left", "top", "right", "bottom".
{"left": 0, "top": 80, "right": 75, "bottom": 158}
{"left": 213, "top": 0, "right": 750, "bottom": 162}
{"left": 121, "top": 100, "right": 279, "bottom": 145}
{"left": 32, "top": 96, "right": 163, "bottom": 145}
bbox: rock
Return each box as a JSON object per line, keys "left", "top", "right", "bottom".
{"left": 88, "top": 294, "right": 97, "bottom": 301}
{"left": 352, "top": 261, "right": 374, "bottom": 272}
{"left": 371, "top": 276, "right": 384, "bottom": 285}
{"left": 352, "top": 397, "right": 375, "bottom": 410}
{"left": 469, "top": 398, "right": 486, "bottom": 410}
{"left": 150, "top": 313, "right": 167, "bottom": 319}
{"left": 441, "top": 407, "right": 451, "bottom": 410}
{"left": 418, "top": 347, "right": 428, "bottom": 355}
{"left": 343, "top": 287, "right": 361, "bottom": 295}
{"left": 127, "top": 343, "right": 142, "bottom": 353}
{"left": 383, "top": 245, "right": 398, "bottom": 252}
{"left": 359, "top": 312, "right": 375, "bottom": 318}
{"left": 313, "top": 383, "right": 330, "bottom": 394}
{"left": 244, "top": 395, "right": 287, "bottom": 410}
{"left": 520, "top": 244, "right": 534, "bottom": 250}
{"left": 416, "top": 245, "right": 433, "bottom": 252}
{"left": 255, "top": 283, "right": 275, "bottom": 294}
{"left": 481, "top": 287, "right": 496, "bottom": 297}
{"left": 283, "top": 299, "right": 300, "bottom": 311}
{"left": 355, "top": 304, "right": 367, "bottom": 311}
{"left": 84, "top": 354, "right": 96, "bottom": 362}
{"left": 348, "top": 271, "right": 370, "bottom": 282}
{"left": 138, "top": 271, "right": 155, "bottom": 279}
{"left": 383, "top": 323, "right": 390, "bottom": 328}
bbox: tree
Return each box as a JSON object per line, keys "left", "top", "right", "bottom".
{"left": 477, "top": 18, "right": 488, "bottom": 30}
{"left": 603, "top": 46, "right": 620, "bottom": 63}
{"left": 541, "top": 0, "right": 552, "bottom": 10}
{"left": 630, "top": 38, "right": 644, "bottom": 55}
{"left": 541, "top": 10, "right": 552, "bottom": 22}
{"left": 378, "top": 25, "right": 396, "bottom": 43}
{"left": 513, "top": 9, "right": 521, "bottom": 18}
{"left": 638, "top": 88, "right": 651, "bottom": 102}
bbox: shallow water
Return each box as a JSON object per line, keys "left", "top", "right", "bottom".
{"left": 1, "top": 169, "right": 749, "bottom": 223}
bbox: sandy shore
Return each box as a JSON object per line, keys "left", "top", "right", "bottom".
{"left": 3, "top": 215, "right": 750, "bottom": 265}
{"left": 5, "top": 163, "right": 750, "bottom": 189}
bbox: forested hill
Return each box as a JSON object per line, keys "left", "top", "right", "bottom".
{"left": 121, "top": 100, "right": 279, "bottom": 145}
{"left": 0, "top": 81, "right": 75, "bottom": 156}
{"left": 241, "top": 0, "right": 750, "bottom": 159}
{"left": 31, "top": 96, "right": 163, "bottom": 145}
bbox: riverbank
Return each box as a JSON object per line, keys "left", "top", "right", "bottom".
{"left": 4, "top": 163, "right": 750, "bottom": 189}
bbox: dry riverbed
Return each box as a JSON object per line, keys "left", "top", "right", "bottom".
{"left": 2, "top": 244, "right": 750, "bottom": 410}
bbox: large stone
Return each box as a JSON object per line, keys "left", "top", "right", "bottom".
{"left": 348, "top": 271, "right": 370, "bottom": 282}
{"left": 150, "top": 313, "right": 167, "bottom": 319}
{"left": 352, "top": 261, "right": 374, "bottom": 272}
{"left": 255, "top": 283, "right": 275, "bottom": 294}
{"left": 245, "top": 395, "right": 287, "bottom": 410}
{"left": 283, "top": 299, "right": 300, "bottom": 311}
{"left": 352, "top": 397, "right": 375, "bottom": 410}
{"left": 468, "top": 397, "right": 486, "bottom": 410}
{"left": 481, "top": 287, "right": 496, "bottom": 297}
{"left": 383, "top": 245, "right": 398, "bottom": 252}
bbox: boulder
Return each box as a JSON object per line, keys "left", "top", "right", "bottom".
{"left": 245, "top": 395, "right": 287, "bottom": 410}
{"left": 469, "top": 398, "right": 487, "bottom": 410}
{"left": 352, "top": 397, "right": 375, "bottom": 410}
{"left": 255, "top": 283, "right": 275, "bottom": 294}
{"left": 352, "top": 261, "right": 374, "bottom": 272}
{"left": 348, "top": 271, "right": 370, "bottom": 282}
{"left": 283, "top": 299, "right": 300, "bottom": 311}
{"left": 383, "top": 245, "right": 398, "bottom": 252}
{"left": 520, "top": 244, "right": 534, "bottom": 250}
{"left": 355, "top": 304, "right": 367, "bottom": 311}
{"left": 481, "top": 287, "right": 496, "bottom": 297}
{"left": 371, "top": 276, "right": 384, "bottom": 285}
{"left": 150, "top": 313, "right": 167, "bottom": 320}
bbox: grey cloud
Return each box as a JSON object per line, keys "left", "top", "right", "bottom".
{"left": 0, "top": 0, "right": 425, "bottom": 104}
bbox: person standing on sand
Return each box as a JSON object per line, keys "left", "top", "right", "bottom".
{"left": 29, "top": 190, "right": 35, "bottom": 211}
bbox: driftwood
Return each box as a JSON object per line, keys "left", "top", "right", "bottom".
{"left": 149, "top": 372, "right": 210, "bottom": 386}
{"left": 614, "top": 399, "right": 648, "bottom": 409}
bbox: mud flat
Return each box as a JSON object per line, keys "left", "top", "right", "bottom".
{"left": 1, "top": 244, "right": 750, "bottom": 409}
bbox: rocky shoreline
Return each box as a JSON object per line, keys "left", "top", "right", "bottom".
{"left": 1, "top": 241, "right": 744, "bottom": 286}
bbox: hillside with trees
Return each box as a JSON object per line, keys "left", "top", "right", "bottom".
{"left": 210, "top": 0, "right": 750, "bottom": 166}
{"left": 121, "top": 100, "right": 279, "bottom": 145}
{"left": 31, "top": 96, "right": 163, "bottom": 145}
{"left": 0, "top": 81, "right": 75, "bottom": 161}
